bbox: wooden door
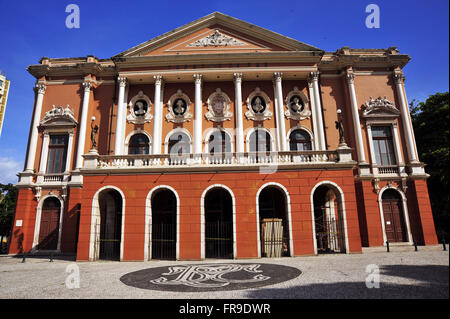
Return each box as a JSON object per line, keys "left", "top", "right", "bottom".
{"left": 38, "top": 208, "right": 60, "bottom": 250}
{"left": 382, "top": 199, "right": 407, "bottom": 242}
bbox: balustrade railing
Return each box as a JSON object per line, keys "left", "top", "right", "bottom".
{"left": 89, "top": 150, "right": 341, "bottom": 170}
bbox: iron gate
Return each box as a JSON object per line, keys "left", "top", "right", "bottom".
{"left": 205, "top": 221, "right": 233, "bottom": 259}
{"left": 314, "top": 212, "right": 345, "bottom": 253}
{"left": 152, "top": 223, "right": 176, "bottom": 260}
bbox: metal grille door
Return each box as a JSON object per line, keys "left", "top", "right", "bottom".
{"left": 152, "top": 223, "right": 176, "bottom": 260}
{"left": 205, "top": 221, "right": 233, "bottom": 259}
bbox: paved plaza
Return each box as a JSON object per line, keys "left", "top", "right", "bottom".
{"left": 0, "top": 245, "right": 448, "bottom": 299}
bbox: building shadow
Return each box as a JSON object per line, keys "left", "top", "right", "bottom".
{"left": 245, "top": 264, "right": 449, "bottom": 299}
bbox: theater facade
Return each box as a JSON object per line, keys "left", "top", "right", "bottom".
{"left": 10, "top": 12, "right": 438, "bottom": 261}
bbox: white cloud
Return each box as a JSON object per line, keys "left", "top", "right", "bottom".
{"left": 0, "top": 157, "right": 22, "bottom": 185}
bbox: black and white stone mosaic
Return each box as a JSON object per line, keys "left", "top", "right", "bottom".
{"left": 120, "top": 263, "right": 302, "bottom": 292}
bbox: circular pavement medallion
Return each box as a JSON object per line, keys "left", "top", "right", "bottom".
{"left": 120, "top": 263, "right": 301, "bottom": 292}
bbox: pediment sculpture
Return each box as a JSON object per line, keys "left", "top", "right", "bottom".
{"left": 362, "top": 96, "right": 400, "bottom": 117}
{"left": 40, "top": 105, "right": 77, "bottom": 127}
{"left": 187, "top": 30, "right": 247, "bottom": 47}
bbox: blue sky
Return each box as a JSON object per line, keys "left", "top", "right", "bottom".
{"left": 0, "top": 0, "right": 448, "bottom": 184}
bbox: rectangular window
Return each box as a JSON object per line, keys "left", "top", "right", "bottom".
{"left": 372, "top": 126, "right": 397, "bottom": 166}
{"left": 46, "top": 134, "right": 69, "bottom": 173}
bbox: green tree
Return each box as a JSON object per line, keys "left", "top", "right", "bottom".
{"left": 0, "top": 183, "right": 18, "bottom": 252}
{"left": 410, "top": 92, "right": 449, "bottom": 241}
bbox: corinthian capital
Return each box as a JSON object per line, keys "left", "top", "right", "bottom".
{"left": 233, "top": 72, "right": 243, "bottom": 84}
{"left": 34, "top": 83, "right": 46, "bottom": 95}
{"left": 153, "top": 75, "right": 163, "bottom": 86}
{"left": 393, "top": 72, "right": 405, "bottom": 85}
{"left": 273, "top": 72, "right": 283, "bottom": 82}
{"left": 82, "top": 81, "right": 93, "bottom": 92}
{"left": 117, "top": 76, "right": 128, "bottom": 87}
{"left": 345, "top": 72, "right": 355, "bottom": 84}
{"left": 308, "top": 71, "right": 320, "bottom": 83}
{"left": 193, "top": 74, "right": 203, "bottom": 85}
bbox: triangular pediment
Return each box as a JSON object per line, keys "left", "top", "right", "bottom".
{"left": 114, "top": 12, "right": 323, "bottom": 58}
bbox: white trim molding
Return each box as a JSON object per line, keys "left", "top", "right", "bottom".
{"left": 205, "top": 88, "right": 233, "bottom": 122}
{"left": 166, "top": 89, "right": 193, "bottom": 123}
{"left": 245, "top": 126, "right": 276, "bottom": 153}
{"left": 124, "top": 129, "right": 152, "bottom": 155}
{"left": 245, "top": 87, "right": 273, "bottom": 121}
{"left": 286, "top": 125, "right": 315, "bottom": 151}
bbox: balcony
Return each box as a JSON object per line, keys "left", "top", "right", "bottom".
{"left": 377, "top": 165, "right": 400, "bottom": 175}
{"left": 82, "top": 148, "right": 356, "bottom": 173}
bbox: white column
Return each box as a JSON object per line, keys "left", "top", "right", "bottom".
{"left": 392, "top": 122, "right": 406, "bottom": 175}
{"left": 152, "top": 75, "right": 163, "bottom": 155}
{"left": 114, "top": 77, "right": 127, "bottom": 155}
{"left": 24, "top": 83, "right": 46, "bottom": 173}
{"left": 38, "top": 133, "right": 50, "bottom": 174}
{"left": 273, "top": 72, "right": 287, "bottom": 151}
{"left": 366, "top": 124, "right": 378, "bottom": 175}
{"left": 75, "top": 81, "right": 92, "bottom": 169}
{"left": 310, "top": 72, "right": 326, "bottom": 150}
{"left": 394, "top": 72, "right": 418, "bottom": 163}
{"left": 65, "top": 132, "right": 75, "bottom": 171}
{"left": 346, "top": 72, "right": 367, "bottom": 163}
{"left": 233, "top": 73, "right": 245, "bottom": 153}
{"left": 307, "top": 74, "right": 321, "bottom": 151}
{"left": 193, "top": 74, "right": 203, "bottom": 155}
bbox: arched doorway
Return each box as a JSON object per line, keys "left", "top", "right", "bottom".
{"left": 38, "top": 197, "right": 61, "bottom": 250}
{"left": 98, "top": 189, "right": 122, "bottom": 260}
{"left": 381, "top": 189, "right": 407, "bottom": 243}
{"left": 151, "top": 189, "right": 177, "bottom": 260}
{"left": 313, "top": 185, "right": 346, "bottom": 253}
{"left": 204, "top": 188, "right": 233, "bottom": 259}
{"left": 258, "top": 186, "right": 290, "bottom": 257}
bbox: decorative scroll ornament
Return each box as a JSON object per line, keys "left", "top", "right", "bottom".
{"left": 187, "top": 30, "right": 247, "bottom": 47}
{"left": 284, "top": 87, "right": 311, "bottom": 121}
{"left": 166, "top": 90, "right": 192, "bottom": 123}
{"left": 127, "top": 91, "right": 153, "bottom": 124}
{"left": 150, "top": 264, "right": 270, "bottom": 288}
{"left": 205, "top": 88, "right": 233, "bottom": 122}
{"left": 40, "top": 105, "right": 78, "bottom": 127}
{"left": 245, "top": 87, "right": 272, "bottom": 121}
{"left": 362, "top": 96, "right": 400, "bottom": 117}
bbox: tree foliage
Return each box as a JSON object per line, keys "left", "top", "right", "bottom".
{"left": 0, "top": 183, "right": 17, "bottom": 237}
{"left": 410, "top": 92, "right": 449, "bottom": 240}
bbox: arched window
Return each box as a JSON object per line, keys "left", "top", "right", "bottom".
{"left": 289, "top": 129, "right": 312, "bottom": 151}
{"left": 168, "top": 132, "right": 191, "bottom": 155}
{"left": 249, "top": 129, "right": 271, "bottom": 152}
{"left": 208, "top": 130, "right": 231, "bottom": 154}
{"left": 128, "top": 134, "right": 150, "bottom": 155}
